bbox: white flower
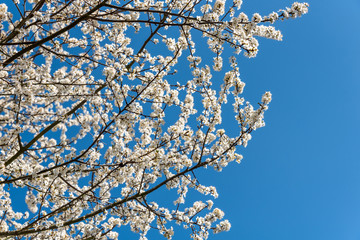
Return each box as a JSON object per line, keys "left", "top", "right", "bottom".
{"left": 268, "top": 12, "right": 279, "bottom": 23}
{"left": 0, "top": 70, "right": 8, "bottom": 78}
{"left": 261, "top": 91, "right": 272, "bottom": 104}
{"left": 213, "top": 0, "right": 226, "bottom": 16}
{"left": 213, "top": 220, "right": 231, "bottom": 233}
{"left": 234, "top": 0, "right": 243, "bottom": 9}
{"left": 0, "top": 3, "right": 7, "bottom": 20}
{"left": 107, "top": 231, "right": 119, "bottom": 239}
{"left": 254, "top": 25, "right": 283, "bottom": 41}
{"left": 213, "top": 57, "right": 223, "bottom": 71}
{"left": 206, "top": 200, "right": 214, "bottom": 209}
{"left": 212, "top": 208, "right": 224, "bottom": 219}
{"left": 238, "top": 12, "right": 249, "bottom": 22}
{"left": 291, "top": 2, "right": 309, "bottom": 17}
{"left": 252, "top": 13, "right": 262, "bottom": 23}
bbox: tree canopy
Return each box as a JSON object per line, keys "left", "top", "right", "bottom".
{"left": 0, "top": 0, "right": 308, "bottom": 239}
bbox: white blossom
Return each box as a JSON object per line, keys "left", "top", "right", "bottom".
{"left": 213, "top": 0, "right": 226, "bottom": 16}
{"left": 262, "top": 91, "right": 272, "bottom": 104}
{"left": 252, "top": 13, "right": 263, "bottom": 23}
{"left": 0, "top": 4, "right": 7, "bottom": 20}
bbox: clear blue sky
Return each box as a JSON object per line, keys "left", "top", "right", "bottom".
{"left": 200, "top": 0, "right": 360, "bottom": 239}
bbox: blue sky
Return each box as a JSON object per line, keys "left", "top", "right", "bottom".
{"left": 201, "top": 0, "right": 360, "bottom": 239}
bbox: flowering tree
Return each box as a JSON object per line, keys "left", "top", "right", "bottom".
{"left": 0, "top": 0, "right": 308, "bottom": 239}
